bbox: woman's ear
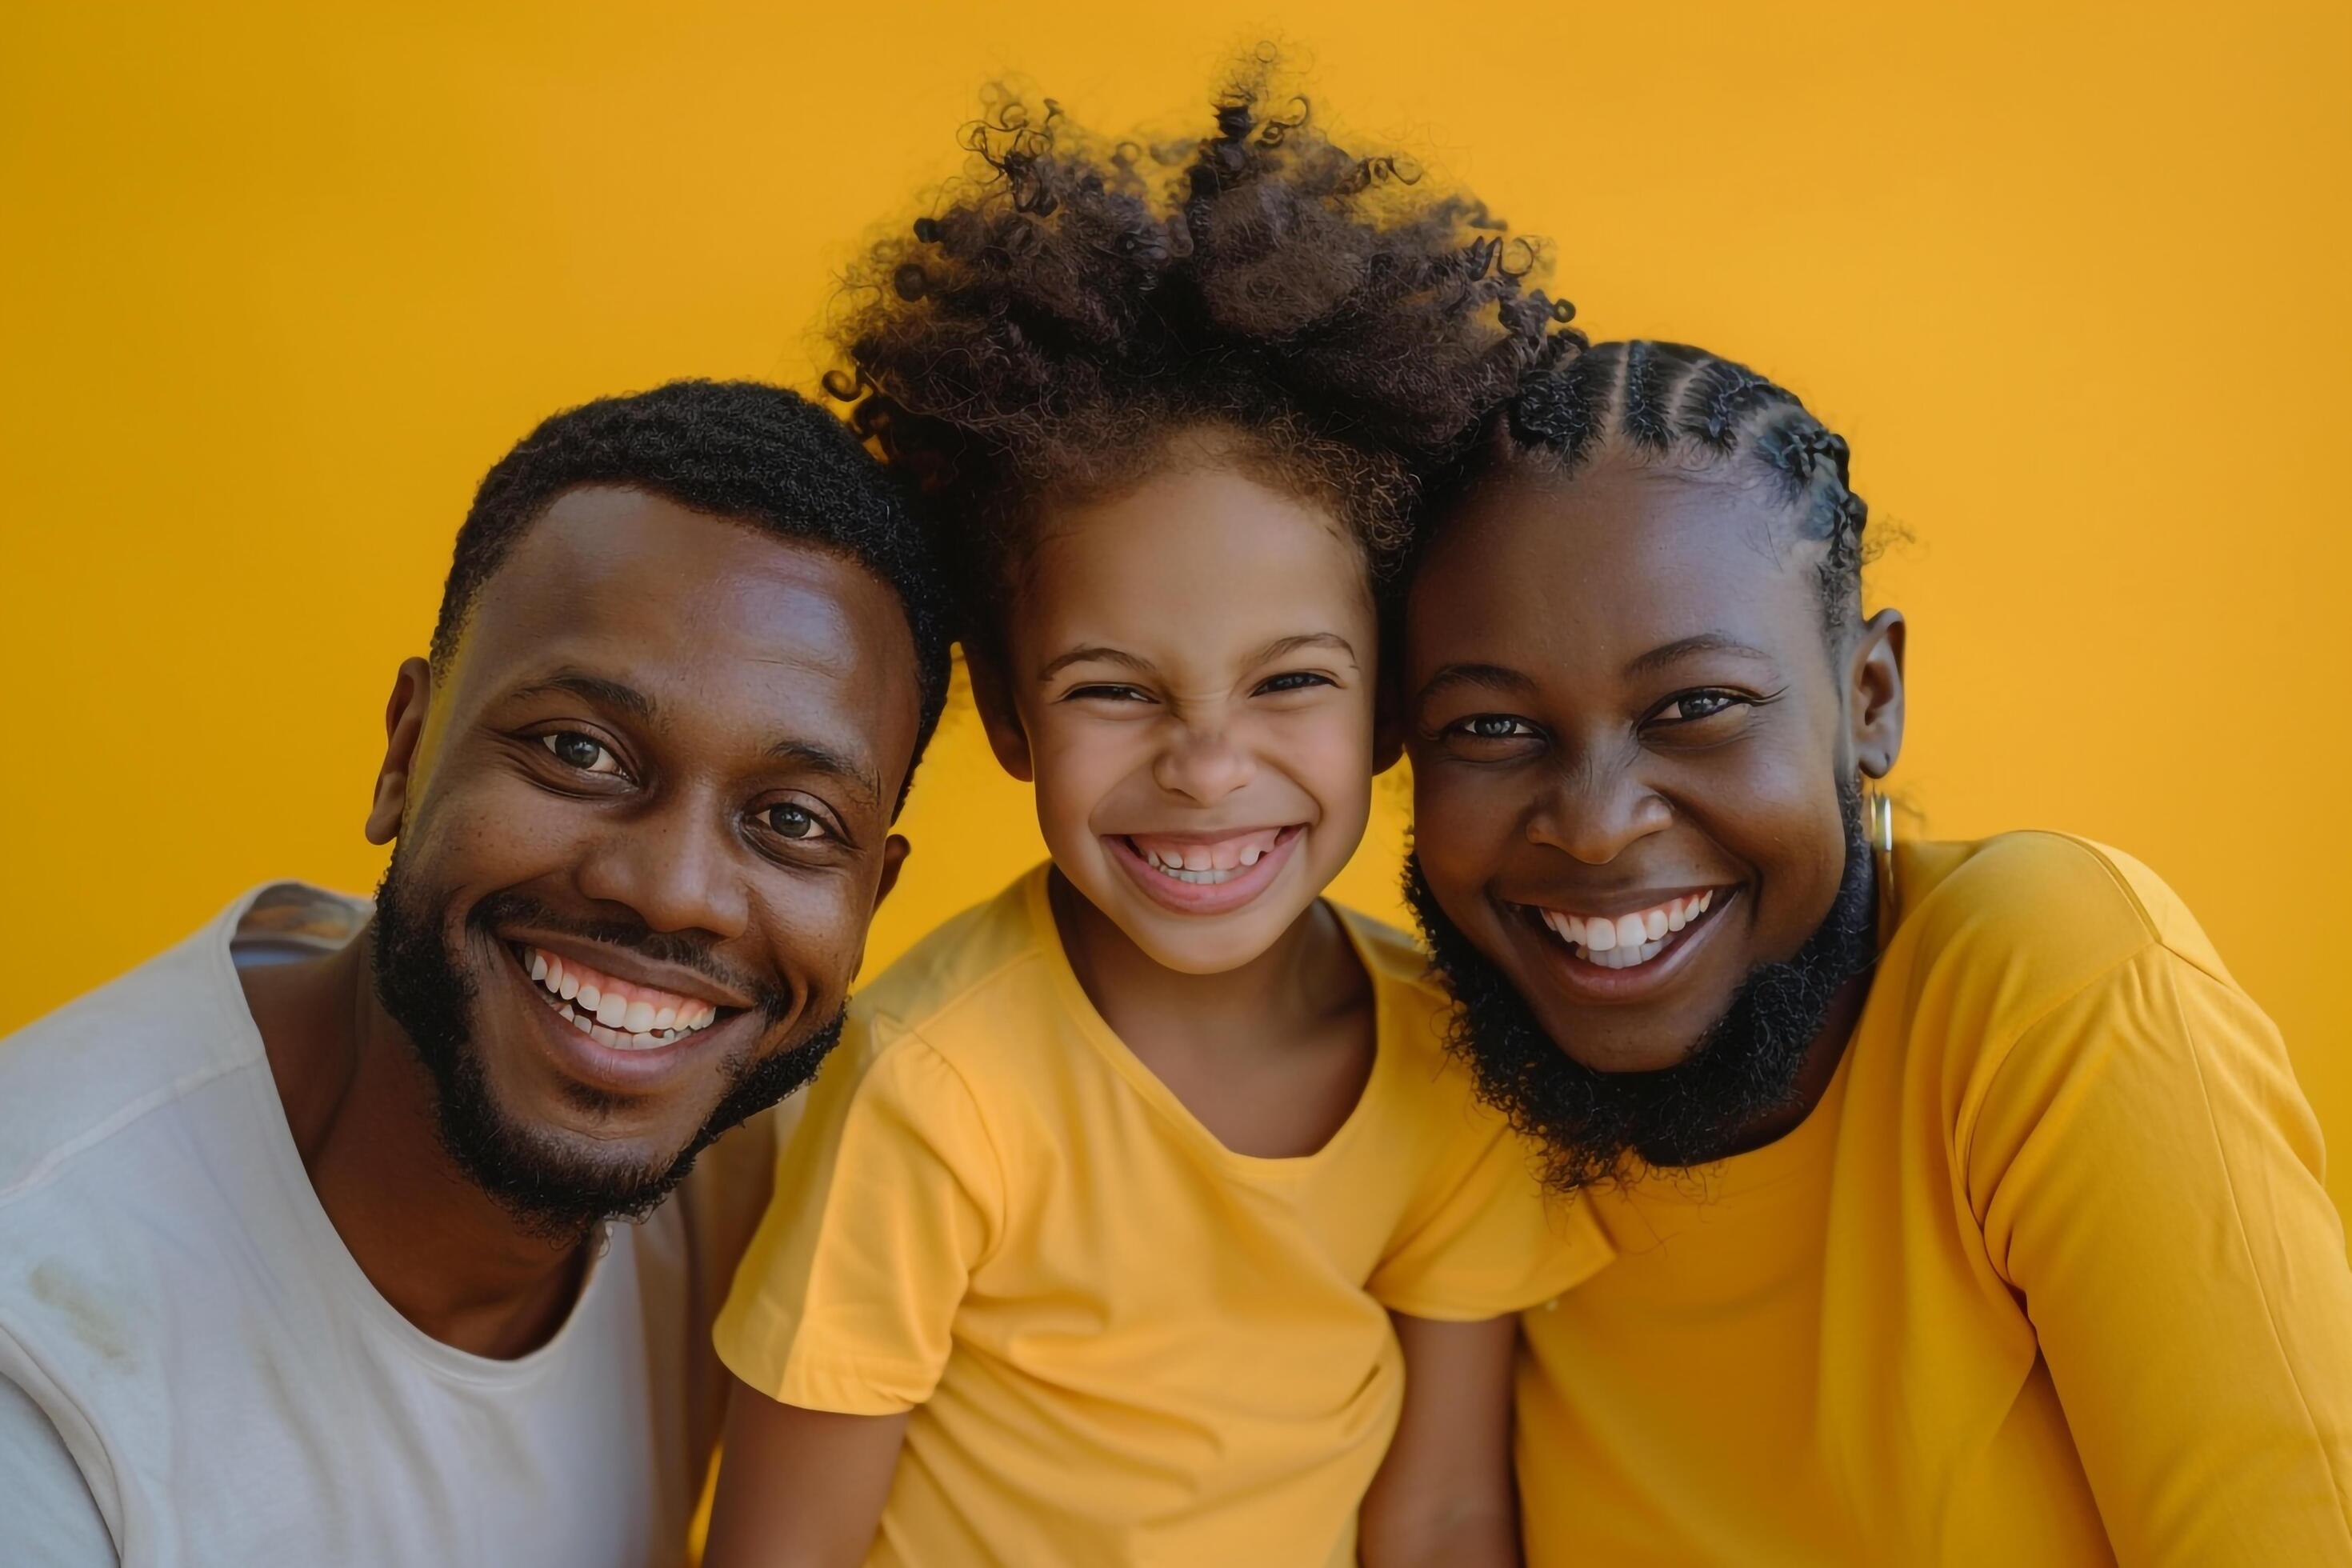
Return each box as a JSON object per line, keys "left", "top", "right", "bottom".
{"left": 1846, "top": 609, "right": 1906, "bottom": 780}
{"left": 365, "top": 658, "right": 434, "bottom": 845}
{"left": 964, "top": 644, "right": 1034, "bottom": 783}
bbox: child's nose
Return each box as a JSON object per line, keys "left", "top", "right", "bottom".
{"left": 1151, "top": 723, "right": 1256, "bottom": 805}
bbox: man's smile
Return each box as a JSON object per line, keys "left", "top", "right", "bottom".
{"left": 510, "top": 942, "right": 731, "bottom": 1050}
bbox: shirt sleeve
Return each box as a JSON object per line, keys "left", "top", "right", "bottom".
{"left": 712, "top": 1022, "right": 1002, "bottom": 1415}
{"left": 0, "top": 1372, "right": 116, "bottom": 1564}
{"left": 1970, "top": 942, "right": 2352, "bottom": 1565}
{"left": 1366, "top": 1092, "right": 1612, "bottom": 1322}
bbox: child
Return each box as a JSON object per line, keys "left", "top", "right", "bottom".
{"left": 703, "top": 79, "right": 1606, "bottom": 1567}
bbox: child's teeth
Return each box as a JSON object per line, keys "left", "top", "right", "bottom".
{"left": 1240, "top": 846, "right": 1261, "bottom": 866}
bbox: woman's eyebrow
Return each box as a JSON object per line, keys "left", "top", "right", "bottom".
{"left": 1414, "top": 662, "right": 1536, "bottom": 704}
{"left": 1623, "top": 632, "right": 1774, "bottom": 678}
{"left": 1036, "top": 645, "right": 1157, "bottom": 682}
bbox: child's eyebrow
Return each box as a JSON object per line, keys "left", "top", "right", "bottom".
{"left": 1246, "top": 631, "right": 1358, "bottom": 669}
{"left": 1036, "top": 645, "right": 1156, "bottom": 682}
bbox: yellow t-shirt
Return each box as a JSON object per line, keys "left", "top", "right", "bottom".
{"left": 716, "top": 866, "right": 1608, "bottom": 1567}
{"left": 1517, "top": 832, "right": 2352, "bottom": 1566}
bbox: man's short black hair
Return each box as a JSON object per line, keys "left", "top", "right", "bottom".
{"left": 431, "top": 379, "right": 954, "bottom": 794}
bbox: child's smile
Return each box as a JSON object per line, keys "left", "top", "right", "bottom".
{"left": 1109, "top": 823, "right": 1308, "bottom": 913}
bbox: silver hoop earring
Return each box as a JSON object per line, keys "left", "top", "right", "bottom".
{"left": 1866, "top": 786, "right": 1897, "bottom": 914}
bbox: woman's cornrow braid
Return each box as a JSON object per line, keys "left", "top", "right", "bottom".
{"left": 1486, "top": 340, "right": 1870, "bottom": 638}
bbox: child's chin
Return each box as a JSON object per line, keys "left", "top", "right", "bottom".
{"left": 1120, "top": 902, "right": 1310, "bottom": 975}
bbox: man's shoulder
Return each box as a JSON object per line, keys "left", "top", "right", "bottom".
{"left": 0, "top": 912, "right": 258, "bottom": 1210}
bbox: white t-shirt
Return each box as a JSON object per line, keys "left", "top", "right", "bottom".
{"left": 0, "top": 884, "right": 786, "bottom": 1566}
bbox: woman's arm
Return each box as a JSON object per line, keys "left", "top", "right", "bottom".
{"left": 702, "top": 1378, "right": 909, "bottom": 1568}
{"left": 1974, "top": 946, "right": 2352, "bottom": 1564}
{"left": 1358, "top": 1312, "right": 1522, "bottom": 1568}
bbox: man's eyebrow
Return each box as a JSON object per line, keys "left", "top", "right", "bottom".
{"left": 1414, "top": 662, "right": 1538, "bottom": 705}
{"left": 1622, "top": 633, "right": 1775, "bottom": 678}
{"left": 1246, "top": 631, "right": 1359, "bottom": 668}
{"left": 766, "top": 739, "right": 883, "bottom": 810}
{"left": 510, "top": 670, "right": 657, "bottom": 721}
{"left": 1036, "top": 645, "right": 1157, "bottom": 682}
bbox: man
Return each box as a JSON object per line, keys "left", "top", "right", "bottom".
{"left": 0, "top": 380, "right": 952, "bottom": 1565}
{"left": 1401, "top": 342, "right": 2352, "bottom": 1564}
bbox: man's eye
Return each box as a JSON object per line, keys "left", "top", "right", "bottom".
{"left": 542, "top": 732, "right": 620, "bottom": 774}
{"left": 1255, "top": 671, "right": 1334, "bottom": 696}
{"left": 762, "top": 803, "right": 828, "bottom": 841}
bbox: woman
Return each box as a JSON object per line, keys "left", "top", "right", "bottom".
{"left": 1400, "top": 339, "right": 2352, "bottom": 1564}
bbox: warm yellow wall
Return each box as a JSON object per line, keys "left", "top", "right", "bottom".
{"left": 4, "top": 2, "right": 2346, "bottom": 1216}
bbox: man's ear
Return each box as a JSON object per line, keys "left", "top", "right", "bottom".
{"left": 1847, "top": 609, "right": 1906, "bottom": 780}
{"left": 365, "top": 658, "right": 434, "bottom": 845}
{"left": 874, "top": 833, "right": 910, "bottom": 910}
{"left": 964, "top": 646, "right": 1034, "bottom": 784}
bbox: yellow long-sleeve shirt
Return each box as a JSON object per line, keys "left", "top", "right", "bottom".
{"left": 1518, "top": 832, "right": 2352, "bottom": 1566}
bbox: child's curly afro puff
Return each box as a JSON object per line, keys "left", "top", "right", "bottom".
{"left": 822, "top": 58, "right": 1583, "bottom": 647}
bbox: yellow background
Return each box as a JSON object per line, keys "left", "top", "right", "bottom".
{"left": 5, "top": 3, "right": 2346, "bottom": 1218}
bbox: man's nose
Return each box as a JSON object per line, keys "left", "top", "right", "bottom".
{"left": 1150, "top": 719, "right": 1256, "bottom": 805}
{"left": 572, "top": 793, "right": 752, "bottom": 940}
{"left": 1524, "top": 760, "right": 1674, "bottom": 866}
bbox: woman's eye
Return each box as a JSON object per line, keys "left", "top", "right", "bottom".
{"left": 542, "top": 732, "right": 620, "bottom": 774}
{"left": 1654, "top": 691, "right": 1746, "bottom": 724}
{"left": 762, "top": 803, "right": 827, "bottom": 842}
{"left": 1454, "top": 715, "right": 1536, "bottom": 742}
{"left": 1255, "top": 671, "right": 1334, "bottom": 696}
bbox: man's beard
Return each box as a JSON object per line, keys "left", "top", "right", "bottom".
{"left": 1404, "top": 781, "right": 1879, "bottom": 1194}
{"left": 369, "top": 847, "right": 842, "bottom": 1241}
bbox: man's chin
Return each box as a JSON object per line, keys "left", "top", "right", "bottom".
{"left": 369, "top": 852, "right": 842, "bottom": 1240}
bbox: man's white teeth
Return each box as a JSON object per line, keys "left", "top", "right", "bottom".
{"left": 1537, "top": 891, "right": 1717, "bottom": 970}
{"left": 522, "top": 946, "right": 720, "bottom": 1045}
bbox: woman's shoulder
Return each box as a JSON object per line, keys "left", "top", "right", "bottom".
{"left": 1885, "top": 830, "right": 2251, "bottom": 1071}
{"left": 1896, "top": 830, "right": 2229, "bottom": 970}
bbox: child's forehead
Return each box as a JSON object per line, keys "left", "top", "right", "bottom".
{"left": 1027, "top": 462, "right": 1368, "bottom": 588}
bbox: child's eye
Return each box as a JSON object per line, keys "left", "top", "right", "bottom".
{"left": 1065, "top": 684, "right": 1154, "bottom": 704}
{"left": 1254, "top": 671, "right": 1334, "bottom": 696}
{"left": 542, "top": 731, "right": 622, "bottom": 775}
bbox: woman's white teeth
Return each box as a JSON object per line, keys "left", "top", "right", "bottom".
{"left": 1537, "top": 891, "right": 1716, "bottom": 970}
{"left": 521, "top": 945, "right": 720, "bottom": 1046}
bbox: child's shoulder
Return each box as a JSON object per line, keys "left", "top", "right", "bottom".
{"left": 1334, "top": 903, "right": 1458, "bottom": 1070}
{"left": 856, "top": 865, "right": 1058, "bottom": 1048}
